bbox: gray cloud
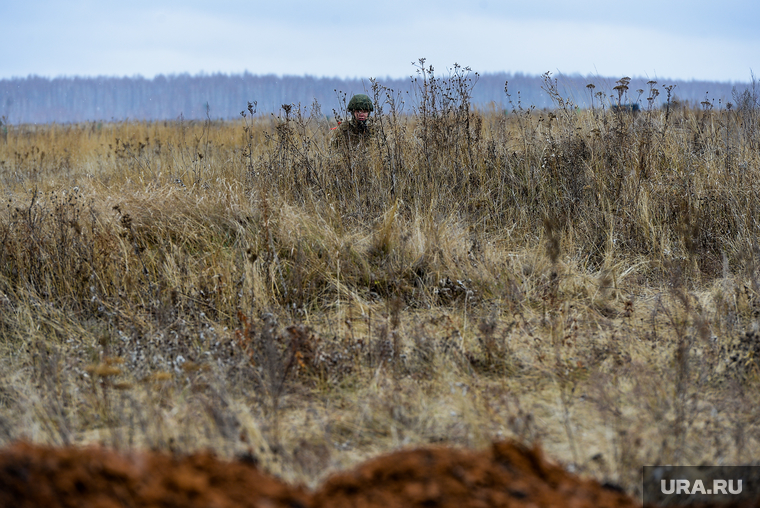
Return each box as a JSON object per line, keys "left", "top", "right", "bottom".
{"left": 1, "top": 0, "right": 757, "bottom": 81}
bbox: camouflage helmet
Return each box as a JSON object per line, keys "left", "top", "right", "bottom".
{"left": 347, "top": 94, "right": 374, "bottom": 112}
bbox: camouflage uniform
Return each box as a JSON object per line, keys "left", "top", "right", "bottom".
{"left": 331, "top": 117, "right": 376, "bottom": 148}
{"left": 331, "top": 94, "right": 376, "bottom": 149}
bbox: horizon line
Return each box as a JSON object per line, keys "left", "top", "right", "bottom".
{"left": 0, "top": 71, "right": 752, "bottom": 86}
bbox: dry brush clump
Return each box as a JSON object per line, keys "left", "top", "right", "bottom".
{"left": 0, "top": 68, "right": 760, "bottom": 495}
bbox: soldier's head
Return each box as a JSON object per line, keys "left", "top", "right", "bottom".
{"left": 347, "top": 94, "right": 373, "bottom": 124}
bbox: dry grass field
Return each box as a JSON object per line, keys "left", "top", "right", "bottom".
{"left": 1, "top": 69, "right": 759, "bottom": 498}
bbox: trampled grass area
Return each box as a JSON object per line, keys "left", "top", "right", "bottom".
{"left": 0, "top": 70, "right": 759, "bottom": 495}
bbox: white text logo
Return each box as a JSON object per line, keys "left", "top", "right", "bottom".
{"left": 661, "top": 479, "right": 742, "bottom": 495}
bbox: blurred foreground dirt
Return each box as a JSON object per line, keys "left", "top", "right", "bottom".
{"left": 0, "top": 439, "right": 754, "bottom": 507}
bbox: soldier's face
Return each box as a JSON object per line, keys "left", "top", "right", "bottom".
{"left": 353, "top": 110, "right": 370, "bottom": 122}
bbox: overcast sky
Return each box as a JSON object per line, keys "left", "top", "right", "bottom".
{"left": 2, "top": 0, "right": 758, "bottom": 83}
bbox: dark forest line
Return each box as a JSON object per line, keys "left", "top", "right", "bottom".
{"left": 0, "top": 71, "right": 750, "bottom": 124}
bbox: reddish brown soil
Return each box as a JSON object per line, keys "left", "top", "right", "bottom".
{"left": 0, "top": 441, "right": 310, "bottom": 508}
{"left": 314, "top": 440, "right": 637, "bottom": 508}
{"left": 4, "top": 439, "right": 751, "bottom": 508}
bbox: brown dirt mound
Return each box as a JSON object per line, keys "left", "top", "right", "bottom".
{"left": 314, "top": 440, "right": 636, "bottom": 508}
{"left": 0, "top": 441, "right": 310, "bottom": 508}
{"left": 14, "top": 439, "right": 754, "bottom": 508}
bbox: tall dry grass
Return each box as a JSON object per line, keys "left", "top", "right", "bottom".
{"left": 0, "top": 67, "right": 759, "bottom": 494}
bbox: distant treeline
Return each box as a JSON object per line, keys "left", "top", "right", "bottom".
{"left": 0, "top": 71, "right": 749, "bottom": 124}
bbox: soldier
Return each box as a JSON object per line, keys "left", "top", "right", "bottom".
{"left": 331, "top": 94, "right": 376, "bottom": 148}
